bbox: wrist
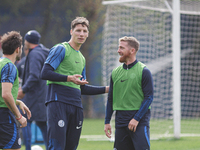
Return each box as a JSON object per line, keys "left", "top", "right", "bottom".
{"left": 16, "top": 100, "right": 21, "bottom": 105}
{"left": 16, "top": 114, "right": 22, "bottom": 120}
{"left": 67, "top": 75, "right": 71, "bottom": 82}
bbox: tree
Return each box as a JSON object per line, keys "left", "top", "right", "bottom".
{"left": 0, "top": 0, "right": 106, "bottom": 118}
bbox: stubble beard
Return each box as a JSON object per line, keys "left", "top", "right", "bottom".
{"left": 119, "top": 55, "right": 126, "bottom": 63}
{"left": 16, "top": 51, "right": 22, "bottom": 61}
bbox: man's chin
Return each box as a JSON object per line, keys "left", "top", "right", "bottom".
{"left": 119, "top": 58, "right": 125, "bottom": 63}
{"left": 16, "top": 56, "right": 21, "bottom": 61}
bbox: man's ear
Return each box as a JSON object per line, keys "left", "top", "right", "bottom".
{"left": 70, "top": 29, "right": 72, "bottom": 35}
{"left": 15, "top": 47, "right": 20, "bottom": 54}
{"left": 130, "top": 48, "right": 135, "bottom": 54}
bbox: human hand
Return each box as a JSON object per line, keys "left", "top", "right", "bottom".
{"left": 17, "top": 87, "right": 25, "bottom": 99}
{"left": 16, "top": 100, "right": 31, "bottom": 120}
{"left": 128, "top": 118, "right": 139, "bottom": 132}
{"left": 17, "top": 115, "right": 27, "bottom": 128}
{"left": 67, "top": 74, "right": 89, "bottom": 85}
{"left": 104, "top": 124, "right": 112, "bottom": 138}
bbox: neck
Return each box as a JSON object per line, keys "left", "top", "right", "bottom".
{"left": 29, "top": 44, "right": 38, "bottom": 49}
{"left": 3, "top": 54, "right": 16, "bottom": 64}
{"left": 68, "top": 40, "right": 81, "bottom": 51}
{"left": 125, "top": 57, "right": 136, "bottom": 66}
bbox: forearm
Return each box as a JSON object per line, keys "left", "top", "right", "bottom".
{"left": 105, "top": 76, "right": 114, "bottom": 124}
{"left": 81, "top": 84, "right": 106, "bottom": 95}
{"left": 3, "top": 94, "right": 21, "bottom": 118}
{"left": 133, "top": 95, "right": 153, "bottom": 121}
{"left": 105, "top": 100, "right": 113, "bottom": 124}
{"left": 41, "top": 64, "right": 68, "bottom": 81}
{"left": 134, "top": 67, "right": 154, "bottom": 121}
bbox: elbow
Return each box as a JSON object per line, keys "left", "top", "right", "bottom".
{"left": 2, "top": 92, "right": 10, "bottom": 101}
{"left": 41, "top": 71, "right": 47, "bottom": 80}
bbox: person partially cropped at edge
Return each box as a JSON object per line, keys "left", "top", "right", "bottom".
{"left": 104, "top": 36, "right": 153, "bottom": 150}
{"left": 0, "top": 31, "right": 31, "bottom": 150}
{"left": 17, "top": 30, "right": 49, "bottom": 150}
{"left": 41, "top": 17, "right": 109, "bottom": 150}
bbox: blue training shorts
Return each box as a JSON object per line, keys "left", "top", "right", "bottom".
{"left": 0, "top": 108, "right": 21, "bottom": 149}
{"left": 114, "top": 125, "right": 150, "bottom": 150}
{"left": 47, "top": 101, "right": 83, "bottom": 150}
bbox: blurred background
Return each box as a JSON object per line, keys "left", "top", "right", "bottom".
{"left": 1, "top": 0, "right": 200, "bottom": 149}
{"left": 0, "top": 0, "right": 107, "bottom": 118}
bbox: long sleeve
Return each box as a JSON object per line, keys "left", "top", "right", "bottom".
{"left": 81, "top": 84, "right": 105, "bottom": 95}
{"left": 22, "top": 50, "right": 44, "bottom": 93}
{"left": 105, "top": 75, "right": 114, "bottom": 124}
{"left": 41, "top": 64, "right": 68, "bottom": 81}
{"left": 133, "top": 67, "right": 154, "bottom": 121}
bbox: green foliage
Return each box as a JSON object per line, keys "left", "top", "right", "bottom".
{"left": 0, "top": 0, "right": 106, "bottom": 117}
{"left": 0, "top": 0, "right": 105, "bottom": 52}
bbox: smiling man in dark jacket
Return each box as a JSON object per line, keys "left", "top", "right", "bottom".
{"left": 17, "top": 30, "right": 49, "bottom": 150}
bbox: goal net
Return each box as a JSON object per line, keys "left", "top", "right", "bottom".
{"left": 102, "top": 0, "right": 200, "bottom": 139}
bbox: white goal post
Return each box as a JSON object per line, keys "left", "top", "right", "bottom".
{"left": 172, "top": 0, "right": 181, "bottom": 139}
{"left": 102, "top": 0, "right": 200, "bottom": 139}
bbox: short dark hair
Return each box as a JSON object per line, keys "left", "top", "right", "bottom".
{"left": 1, "top": 31, "right": 22, "bottom": 55}
{"left": 71, "top": 17, "right": 89, "bottom": 30}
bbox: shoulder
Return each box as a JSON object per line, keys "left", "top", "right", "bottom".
{"left": 4, "top": 62, "right": 16, "bottom": 69}
{"left": 31, "top": 45, "right": 49, "bottom": 53}
{"left": 113, "top": 64, "right": 123, "bottom": 72}
{"left": 143, "top": 67, "right": 151, "bottom": 75}
{"left": 2, "top": 62, "right": 17, "bottom": 75}
{"left": 142, "top": 67, "right": 153, "bottom": 81}
{"left": 50, "top": 44, "right": 66, "bottom": 53}
{"left": 112, "top": 64, "right": 123, "bottom": 78}
{"left": 38, "top": 44, "right": 49, "bottom": 50}
{"left": 137, "top": 61, "right": 146, "bottom": 68}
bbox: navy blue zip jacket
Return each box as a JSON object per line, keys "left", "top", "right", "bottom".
{"left": 22, "top": 44, "right": 49, "bottom": 121}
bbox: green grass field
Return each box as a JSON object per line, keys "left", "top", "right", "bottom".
{"left": 20, "top": 119, "right": 200, "bottom": 150}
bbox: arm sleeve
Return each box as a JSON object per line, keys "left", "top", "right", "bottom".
{"left": 41, "top": 64, "right": 68, "bottom": 81}
{"left": 80, "top": 84, "right": 106, "bottom": 95}
{"left": 104, "top": 75, "right": 114, "bottom": 124}
{"left": 41, "top": 44, "right": 68, "bottom": 82}
{"left": 133, "top": 67, "right": 154, "bottom": 121}
{"left": 1, "top": 63, "right": 17, "bottom": 84}
{"left": 81, "top": 66, "right": 86, "bottom": 80}
{"left": 79, "top": 63, "right": 106, "bottom": 94}
{"left": 45, "top": 44, "right": 65, "bottom": 69}
{"left": 22, "top": 51, "right": 44, "bottom": 93}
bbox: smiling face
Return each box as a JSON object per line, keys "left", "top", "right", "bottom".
{"left": 70, "top": 24, "right": 89, "bottom": 46}
{"left": 118, "top": 41, "right": 133, "bottom": 63}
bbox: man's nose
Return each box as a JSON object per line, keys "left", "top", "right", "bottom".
{"left": 80, "top": 31, "right": 84, "bottom": 36}
{"left": 117, "top": 48, "right": 120, "bottom": 53}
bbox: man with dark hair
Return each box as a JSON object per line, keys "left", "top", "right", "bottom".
{"left": 41, "top": 17, "right": 109, "bottom": 150}
{"left": 0, "top": 31, "right": 31, "bottom": 150}
{"left": 104, "top": 36, "right": 154, "bottom": 150}
{"left": 17, "top": 30, "right": 49, "bottom": 150}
